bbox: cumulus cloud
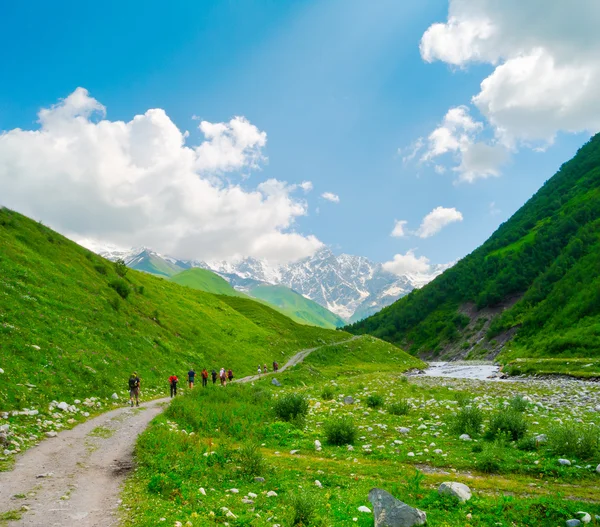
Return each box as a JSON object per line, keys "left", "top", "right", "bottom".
{"left": 391, "top": 220, "right": 408, "bottom": 238}
{"left": 421, "top": 105, "right": 508, "bottom": 182}
{"left": 420, "top": 0, "right": 600, "bottom": 147}
{"left": 321, "top": 192, "right": 340, "bottom": 203}
{"left": 0, "top": 88, "right": 323, "bottom": 264}
{"left": 416, "top": 206, "right": 463, "bottom": 238}
{"left": 382, "top": 250, "right": 431, "bottom": 276}
{"left": 299, "top": 181, "right": 313, "bottom": 192}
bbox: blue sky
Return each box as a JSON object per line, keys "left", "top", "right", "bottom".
{"left": 0, "top": 0, "right": 594, "bottom": 269}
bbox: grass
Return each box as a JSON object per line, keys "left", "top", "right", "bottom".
{"left": 0, "top": 207, "right": 350, "bottom": 463}
{"left": 120, "top": 351, "right": 600, "bottom": 526}
{"left": 88, "top": 426, "right": 114, "bottom": 439}
{"left": 502, "top": 357, "right": 600, "bottom": 379}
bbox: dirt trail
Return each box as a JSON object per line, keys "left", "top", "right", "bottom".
{"left": 0, "top": 336, "right": 360, "bottom": 526}
{"left": 0, "top": 398, "right": 168, "bottom": 527}
{"left": 236, "top": 335, "right": 361, "bottom": 384}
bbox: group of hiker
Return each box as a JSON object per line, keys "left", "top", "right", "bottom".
{"left": 128, "top": 359, "right": 281, "bottom": 405}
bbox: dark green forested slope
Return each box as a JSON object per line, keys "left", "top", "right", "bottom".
{"left": 0, "top": 208, "right": 350, "bottom": 410}
{"left": 346, "top": 134, "right": 600, "bottom": 360}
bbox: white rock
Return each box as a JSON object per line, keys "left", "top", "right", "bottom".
{"left": 558, "top": 459, "right": 571, "bottom": 466}
{"left": 0, "top": 368, "right": 4, "bottom": 374}
{"left": 576, "top": 512, "right": 591, "bottom": 524}
{"left": 199, "top": 487, "right": 206, "bottom": 495}
{"left": 398, "top": 427, "right": 410, "bottom": 434}
{"left": 290, "top": 449, "right": 299, "bottom": 455}
{"left": 247, "top": 492, "right": 257, "bottom": 499}
{"left": 438, "top": 482, "right": 472, "bottom": 502}
{"left": 229, "top": 488, "right": 239, "bottom": 494}
{"left": 111, "top": 393, "right": 119, "bottom": 400}
{"left": 358, "top": 506, "right": 371, "bottom": 513}
{"left": 266, "top": 491, "right": 278, "bottom": 497}
{"left": 407, "top": 452, "right": 415, "bottom": 457}
{"left": 596, "top": 464, "right": 600, "bottom": 474}
{"left": 56, "top": 402, "right": 69, "bottom": 411}
{"left": 45, "top": 431, "right": 58, "bottom": 438}
{"left": 314, "top": 440, "right": 322, "bottom": 451}
{"left": 315, "top": 480, "right": 322, "bottom": 488}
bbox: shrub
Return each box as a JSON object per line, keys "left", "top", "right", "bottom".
{"left": 366, "top": 394, "right": 384, "bottom": 408}
{"left": 94, "top": 263, "right": 107, "bottom": 275}
{"left": 388, "top": 399, "right": 411, "bottom": 416}
{"left": 475, "top": 444, "right": 503, "bottom": 473}
{"left": 137, "top": 285, "right": 145, "bottom": 295}
{"left": 273, "top": 394, "right": 309, "bottom": 423}
{"left": 114, "top": 258, "right": 129, "bottom": 277}
{"left": 237, "top": 442, "right": 265, "bottom": 478}
{"left": 286, "top": 492, "right": 318, "bottom": 526}
{"left": 508, "top": 395, "right": 529, "bottom": 412}
{"left": 548, "top": 423, "right": 600, "bottom": 460}
{"left": 454, "top": 392, "right": 473, "bottom": 407}
{"left": 471, "top": 443, "right": 483, "bottom": 453}
{"left": 451, "top": 406, "right": 484, "bottom": 436}
{"left": 324, "top": 417, "right": 357, "bottom": 446}
{"left": 321, "top": 385, "right": 336, "bottom": 400}
{"left": 109, "top": 278, "right": 130, "bottom": 299}
{"left": 517, "top": 436, "right": 538, "bottom": 452}
{"left": 486, "top": 410, "right": 527, "bottom": 441}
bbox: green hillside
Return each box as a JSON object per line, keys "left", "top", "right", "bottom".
{"left": 248, "top": 284, "right": 345, "bottom": 329}
{"left": 346, "top": 134, "right": 600, "bottom": 364}
{"left": 129, "top": 250, "right": 186, "bottom": 277}
{"left": 0, "top": 207, "right": 350, "bottom": 412}
{"left": 170, "top": 268, "right": 245, "bottom": 297}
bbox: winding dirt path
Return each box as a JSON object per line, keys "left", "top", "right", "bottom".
{"left": 236, "top": 335, "right": 361, "bottom": 384}
{"left": 0, "top": 336, "right": 360, "bottom": 526}
{"left": 0, "top": 398, "right": 168, "bottom": 526}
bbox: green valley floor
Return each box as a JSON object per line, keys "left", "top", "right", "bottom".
{"left": 119, "top": 341, "right": 600, "bottom": 527}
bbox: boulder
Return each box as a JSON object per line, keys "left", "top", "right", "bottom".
{"left": 558, "top": 459, "right": 571, "bottom": 466}
{"left": 45, "top": 431, "right": 58, "bottom": 438}
{"left": 344, "top": 396, "right": 355, "bottom": 405}
{"left": 438, "top": 482, "right": 472, "bottom": 502}
{"left": 56, "top": 402, "right": 69, "bottom": 411}
{"left": 368, "top": 488, "right": 427, "bottom": 527}
{"left": 534, "top": 434, "right": 547, "bottom": 444}
{"left": 459, "top": 434, "right": 471, "bottom": 441}
{"left": 111, "top": 393, "right": 119, "bottom": 400}
{"left": 596, "top": 464, "right": 600, "bottom": 474}
{"left": 314, "top": 440, "right": 322, "bottom": 451}
{"left": 271, "top": 378, "right": 282, "bottom": 387}
{"left": 566, "top": 520, "right": 581, "bottom": 527}
{"left": 575, "top": 512, "right": 591, "bottom": 524}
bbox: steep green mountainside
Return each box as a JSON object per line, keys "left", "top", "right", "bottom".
{"left": 170, "top": 269, "right": 344, "bottom": 329}
{"left": 170, "top": 268, "right": 245, "bottom": 297}
{"left": 128, "top": 250, "right": 186, "bottom": 277}
{"left": 346, "top": 134, "right": 600, "bottom": 362}
{"left": 246, "top": 284, "right": 345, "bottom": 329}
{"left": 0, "top": 208, "right": 350, "bottom": 411}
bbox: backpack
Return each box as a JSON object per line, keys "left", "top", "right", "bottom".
{"left": 128, "top": 377, "right": 138, "bottom": 390}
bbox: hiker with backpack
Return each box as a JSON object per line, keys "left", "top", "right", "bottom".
{"left": 169, "top": 374, "right": 178, "bottom": 398}
{"left": 219, "top": 368, "right": 227, "bottom": 386}
{"left": 227, "top": 369, "right": 233, "bottom": 382}
{"left": 128, "top": 372, "right": 140, "bottom": 407}
{"left": 263, "top": 364, "right": 268, "bottom": 374}
{"left": 257, "top": 364, "right": 262, "bottom": 376}
{"left": 273, "top": 361, "right": 279, "bottom": 373}
{"left": 211, "top": 369, "right": 217, "bottom": 385}
{"left": 188, "top": 368, "right": 196, "bottom": 389}
{"left": 202, "top": 368, "right": 209, "bottom": 387}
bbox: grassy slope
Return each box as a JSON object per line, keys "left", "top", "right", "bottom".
{"left": 123, "top": 339, "right": 600, "bottom": 527}
{"left": 0, "top": 207, "right": 349, "bottom": 413}
{"left": 170, "top": 268, "right": 245, "bottom": 297}
{"left": 346, "top": 134, "right": 600, "bottom": 366}
{"left": 248, "top": 284, "right": 345, "bottom": 330}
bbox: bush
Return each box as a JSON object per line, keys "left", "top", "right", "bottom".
{"left": 321, "top": 386, "right": 336, "bottom": 400}
{"left": 454, "top": 392, "right": 473, "bottom": 407}
{"left": 114, "top": 258, "right": 129, "bottom": 277}
{"left": 486, "top": 410, "right": 528, "bottom": 441}
{"left": 109, "top": 278, "right": 130, "bottom": 299}
{"left": 366, "top": 394, "right": 384, "bottom": 408}
{"left": 237, "top": 442, "right": 265, "bottom": 478}
{"left": 471, "top": 443, "right": 483, "bottom": 453}
{"left": 324, "top": 417, "right": 357, "bottom": 446}
{"left": 273, "top": 394, "right": 309, "bottom": 423}
{"left": 94, "top": 263, "right": 107, "bottom": 275}
{"left": 548, "top": 423, "right": 600, "bottom": 460}
{"left": 451, "top": 406, "right": 484, "bottom": 436}
{"left": 475, "top": 444, "right": 503, "bottom": 473}
{"left": 388, "top": 399, "right": 411, "bottom": 416}
{"left": 508, "top": 395, "right": 529, "bottom": 412}
{"left": 286, "top": 492, "right": 319, "bottom": 526}
{"left": 517, "top": 436, "right": 538, "bottom": 452}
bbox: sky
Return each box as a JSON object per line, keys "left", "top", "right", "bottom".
{"left": 1, "top": 0, "right": 598, "bottom": 274}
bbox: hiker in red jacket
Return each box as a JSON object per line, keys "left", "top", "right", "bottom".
{"left": 169, "top": 375, "right": 178, "bottom": 398}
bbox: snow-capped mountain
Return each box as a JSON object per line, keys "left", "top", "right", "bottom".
{"left": 98, "top": 245, "right": 451, "bottom": 322}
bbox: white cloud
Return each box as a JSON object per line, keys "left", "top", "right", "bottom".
{"left": 321, "top": 192, "right": 340, "bottom": 203}
{"left": 400, "top": 137, "right": 425, "bottom": 164}
{"left": 382, "top": 250, "right": 431, "bottom": 276}
{"left": 391, "top": 220, "right": 408, "bottom": 238}
{"left": 489, "top": 201, "right": 501, "bottom": 216}
{"left": 420, "top": 1, "right": 600, "bottom": 145}
{"left": 0, "top": 88, "right": 323, "bottom": 264}
{"left": 299, "top": 181, "right": 313, "bottom": 192}
{"left": 421, "top": 105, "right": 508, "bottom": 182}
{"left": 416, "top": 206, "right": 463, "bottom": 238}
